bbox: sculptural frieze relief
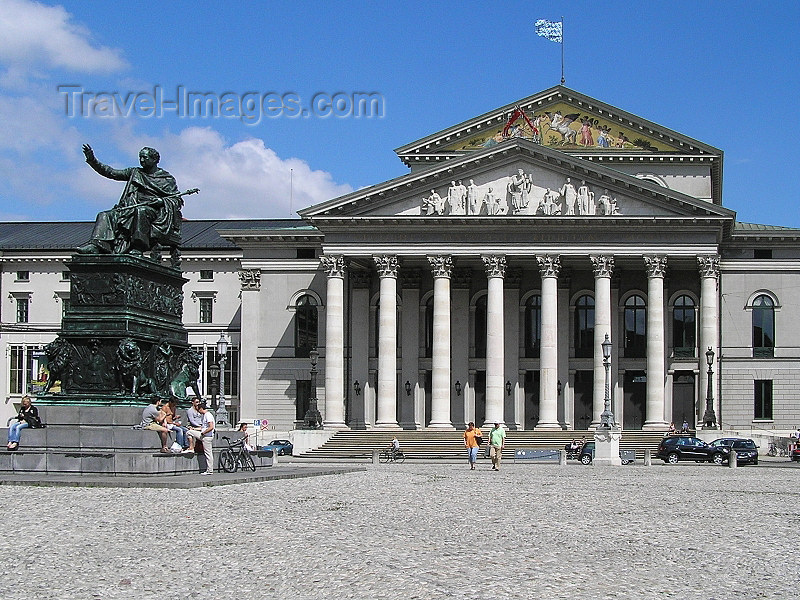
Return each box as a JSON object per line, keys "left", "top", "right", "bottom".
{"left": 71, "top": 272, "right": 183, "bottom": 317}
{"left": 418, "top": 172, "right": 622, "bottom": 217}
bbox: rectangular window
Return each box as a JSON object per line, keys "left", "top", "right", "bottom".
{"left": 754, "top": 380, "right": 773, "bottom": 420}
{"left": 16, "top": 298, "right": 29, "bottom": 323}
{"left": 199, "top": 269, "right": 213, "bottom": 281}
{"left": 9, "top": 345, "right": 24, "bottom": 394}
{"left": 199, "top": 297, "right": 213, "bottom": 323}
{"left": 61, "top": 271, "right": 70, "bottom": 281}
{"left": 204, "top": 345, "right": 239, "bottom": 396}
{"left": 16, "top": 270, "right": 29, "bottom": 281}
{"left": 62, "top": 298, "right": 71, "bottom": 318}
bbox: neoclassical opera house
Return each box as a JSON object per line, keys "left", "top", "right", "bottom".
{"left": 223, "top": 85, "right": 799, "bottom": 433}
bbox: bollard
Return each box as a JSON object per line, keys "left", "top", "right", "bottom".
{"left": 644, "top": 449, "right": 652, "bottom": 466}
{"left": 271, "top": 448, "right": 278, "bottom": 467}
{"left": 559, "top": 449, "right": 567, "bottom": 466}
{"left": 372, "top": 449, "right": 380, "bottom": 465}
{"left": 728, "top": 449, "right": 737, "bottom": 468}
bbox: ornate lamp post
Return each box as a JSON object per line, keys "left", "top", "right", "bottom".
{"left": 303, "top": 347, "right": 323, "bottom": 429}
{"left": 215, "top": 332, "right": 231, "bottom": 429}
{"left": 600, "top": 334, "right": 615, "bottom": 428}
{"left": 703, "top": 347, "right": 717, "bottom": 428}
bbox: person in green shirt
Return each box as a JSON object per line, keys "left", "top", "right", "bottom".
{"left": 489, "top": 422, "right": 506, "bottom": 471}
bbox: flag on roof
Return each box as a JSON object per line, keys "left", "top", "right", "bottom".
{"left": 535, "top": 19, "right": 562, "bottom": 43}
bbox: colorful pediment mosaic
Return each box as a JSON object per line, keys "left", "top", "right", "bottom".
{"left": 442, "top": 102, "right": 679, "bottom": 153}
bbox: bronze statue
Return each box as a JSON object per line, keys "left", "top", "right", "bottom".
{"left": 78, "top": 144, "right": 197, "bottom": 257}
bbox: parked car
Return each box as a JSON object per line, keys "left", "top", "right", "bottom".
{"left": 708, "top": 438, "right": 759, "bottom": 465}
{"left": 578, "top": 441, "right": 634, "bottom": 465}
{"left": 656, "top": 436, "right": 715, "bottom": 464}
{"left": 261, "top": 439, "right": 293, "bottom": 456}
{"left": 790, "top": 446, "right": 800, "bottom": 462}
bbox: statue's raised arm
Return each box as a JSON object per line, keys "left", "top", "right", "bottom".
{"left": 77, "top": 145, "right": 190, "bottom": 260}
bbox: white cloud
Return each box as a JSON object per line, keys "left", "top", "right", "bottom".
{"left": 0, "top": 0, "right": 126, "bottom": 74}
{"left": 76, "top": 126, "right": 352, "bottom": 219}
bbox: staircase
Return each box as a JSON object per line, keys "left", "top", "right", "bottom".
{"left": 299, "top": 429, "right": 668, "bottom": 460}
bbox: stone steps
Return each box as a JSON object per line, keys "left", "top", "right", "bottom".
{"left": 298, "top": 429, "right": 670, "bottom": 459}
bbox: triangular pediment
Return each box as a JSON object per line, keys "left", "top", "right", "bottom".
{"left": 299, "top": 139, "right": 734, "bottom": 222}
{"left": 395, "top": 86, "right": 721, "bottom": 161}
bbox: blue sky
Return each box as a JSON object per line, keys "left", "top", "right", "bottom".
{"left": 1, "top": 0, "right": 799, "bottom": 226}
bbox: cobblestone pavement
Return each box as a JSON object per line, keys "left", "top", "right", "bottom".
{"left": 1, "top": 461, "right": 798, "bottom": 600}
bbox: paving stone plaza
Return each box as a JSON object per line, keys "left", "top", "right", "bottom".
{"left": 1, "top": 461, "right": 797, "bottom": 599}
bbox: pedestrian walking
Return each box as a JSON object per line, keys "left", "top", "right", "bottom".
{"left": 463, "top": 422, "right": 482, "bottom": 470}
{"left": 489, "top": 422, "right": 506, "bottom": 471}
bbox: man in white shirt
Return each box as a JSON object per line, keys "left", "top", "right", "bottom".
{"left": 186, "top": 402, "right": 215, "bottom": 474}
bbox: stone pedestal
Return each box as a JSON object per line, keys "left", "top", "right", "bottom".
{"left": 593, "top": 425, "right": 622, "bottom": 466}
{"left": 38, "top": 254, "right": 192, "bottom": 406}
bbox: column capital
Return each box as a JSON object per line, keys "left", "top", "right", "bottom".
{"left": 320, "top": 254, "right": 346, "bottom": 278}
{"left": 238, "top": 268, "right": 261, "bottom": 290}
{"left": 536, "top": 254, "right": 561, "bottom": 278}
{"left": 590, "top": 254, "right": 615, "bottom": 278}
{"left": 644, "top": 255, "right": 668, "bottom": 278}
{"left": 427, "top": 255, "right": 453, "bottom": 278}
{"left": 697, "top": 255, "right": 720, "bottom": 279}
{"left": 481, "top": 254, "right": 506, "bottom": 278}
{"left": 373, "top": 255, "right": 399, "bottom": 278}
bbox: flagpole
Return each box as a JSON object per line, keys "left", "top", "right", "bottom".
{"left": 561, "top": 16, "right": 565, "bottom": 84}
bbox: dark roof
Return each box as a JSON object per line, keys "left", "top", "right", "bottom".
{"left": 0, "top": 219, "right": 305, "bottom": 251}
{"left": 734, "top": 222, "right": 798, "bottom": 232}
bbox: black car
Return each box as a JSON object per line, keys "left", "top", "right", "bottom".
{"left": 708, "top": 438, "right": 759, "bottom": 465}
{"left": 656, "top": 436, "right": 715, "bottom": 464}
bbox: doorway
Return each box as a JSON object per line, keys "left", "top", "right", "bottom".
{"left": 623, "top": 370, "right": 646, "bottom": 429}
{"left": 473, "top": 371, "right": 486, "bottom": 425}
{"left": 672, "top": 371, "right": 695, "bottom": 428}
{"left": 524, "top": 370, "right": 540, "bottom": 429}
{"left": 573, "top": 371, "right": 593, "bottom": 430}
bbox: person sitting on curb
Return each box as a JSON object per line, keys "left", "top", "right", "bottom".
{"left": 140, "top": 396, "right": 170, "bottom": 453}
{"left": 186, "top": 402, "right": 215, "bottom": 474}
{"left": 162, "top": 398, "right": 191, "bottom": 454}
{"left": 6, "top": 395, "right": 44, "bottom": 451}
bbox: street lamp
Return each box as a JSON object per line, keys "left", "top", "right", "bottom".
{"left": 454, "top": 380, "right": 462, "bottom": 396}
{"left": 353, "top": 380, "right": 361, "bottom": 396}
{"left": 405, "top": 380, "right": 412, "bottom": 396}
{"left": 703, "top": 347, "right": 717, "bottom": 428}
{"left": 215, "top": 332, "right": 231, "bottom": 428}
{"left": 303, "top": 347, "right": 322, "bottom": 429}
{"left": 505, "top": 380, "right": 512, "bottom": 396}
{"left": 600, "top": 334, "right": 615, "bottom": 428}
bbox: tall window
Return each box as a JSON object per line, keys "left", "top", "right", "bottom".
{"left": 672, "top": 295, "right": 696, "bottom": 358}
{"left": 296, "top": 379, "right": 311, "bottom": 421}
{"left": 199, "top": 297, "right": 213, "bottom": 324}
{"left": 474, "top": 295, "right": 487, "bottom": 358}
{"left": 202, "top": 345, "right": 240, "bottom": 397}
{"left": 754, "top": 380, "right": 773, "bottom": 420}
{"left": 9, "top": 345, "right": 24, "bottom": 394}
{"left": 752, "top": 295, "right": 774, "bottom": 358}
{"left": 62, "top": 298, "right": 71, "bottom": 318}
{"left": 574, "top": 295, "right": 594, "bottom": 358}
{"left": 295, "top": 294, "right": 318, "bottom": 358}
{"left": 424, "top": 296, "right": 434, "bottom": 358}
{"left": 16, "top": 298, "right": 29, "bottom": 323}
{"left": 524, "top": 294, "right": 542, "bottom": 358}
{"left": 624, "top": 295, "right": 646, "bottom": 358}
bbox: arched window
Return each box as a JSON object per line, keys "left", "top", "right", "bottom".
{"left": 752, "top": 295, "right": 775, "bottom": 358}
{"left": 524, "top": 295, "right": 542, "bottom": 358}
{"left": 672, "top": 295, "right": 696, "bottom": 358}
{"left": 624, "top": 295, "right": 646, "bottom": 358}
{"left": 295, "top": 294, "right": 318, "bottom": 358}
{"left": 424, "top": 296, "right": 434, "bottom": 358}
{"left": 474, "top": 295, "right": 487, "bottom": 358}
{"left": 574, "top": 295, "right": 594, "bottom": 358}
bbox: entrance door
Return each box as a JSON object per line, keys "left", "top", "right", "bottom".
{"left": 573, "top": 371, "right": 593, "bottom": 430}
{"left": 623, "top": 371, "right": 646, "bottom": 429}
{"left": 524, "top": 370, "right": 540, "bottom": 429}
{"left": 474, "top": 371, "right": 486, "bottom": 425}
{"left": 672, "top": 372, "right": 695, "bottom": 428}
{"left": 423, "top": 370, "right": 432, "bottom": 427}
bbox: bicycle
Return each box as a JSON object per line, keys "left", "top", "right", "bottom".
{"left": 219, "top": 436, "right": 256, "bottom": 473}
{"left": 378, "top": 448, "right": 406, "bottom": 464}
{"left": 767, "top": 442, "right": 788, "bottom": 458}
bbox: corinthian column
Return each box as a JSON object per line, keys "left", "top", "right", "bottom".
{"left": 374, "top": 255, "right": 400, "bottom": 428}
{"left": 698, "top": 255, "right": 720, "bottom": 428}
{"left": 536, "top": 255, "right": 561, "bottom": 429}
{"left": 320, "top": 255, "right": 347, "bottom": 428}
{"left": 427, "top": 255, "right": 454, "bottom": 428}
{"left": 482, "top": 255, "right": 506, "bottom": 426}
{"left": 591, "top": 255, "right": 614, "bottom": 427}
{"left": 644, "top": 255, "right": 668, "bottom": 429}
